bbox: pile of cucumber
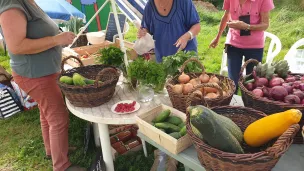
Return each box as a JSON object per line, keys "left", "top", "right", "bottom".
{"left": 152, "top": 109, "right": 187, "bottom": 139}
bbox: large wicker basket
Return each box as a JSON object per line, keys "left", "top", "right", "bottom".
{"left": 239, "top": 59, "right": 304, "bottom": 144}
{"left": 57, "top": 56, "right": 120, "bottom": 107}
{"left": 166, "top": 58, "right": 236, "bottom": 113}
{"left": 186, "top": 105, "right": 300, "bottom": 171}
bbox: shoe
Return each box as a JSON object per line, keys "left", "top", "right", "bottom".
{"left": 45, "top": 146, "right": 77, "bottom": 160}
{"left": 65, "top": 165, "right": 87, "bottom": 171}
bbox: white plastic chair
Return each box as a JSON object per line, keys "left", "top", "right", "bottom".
{"left": 284, "top": 38, "right": 304, "bottom": 74}
{"left": 220, "top": 31, "right": 282, "bottom": 75}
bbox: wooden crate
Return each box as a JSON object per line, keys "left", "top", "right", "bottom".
{"left": 136, "top": 104, "right": 192, "bottom": 154}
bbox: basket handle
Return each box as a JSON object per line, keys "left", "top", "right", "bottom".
{"left": 239, "top": 59, "right": 259, "bottom": 80}
{"left": 94, "top": 68, "right": 117, "bottom": 87}
{"left": 186, "top": 83, "right": 224, "bottom": 108}
{"left": 265, "top": 124, "right": 300, "bottom": 158}
{"left": 61, "top": 56, "right": 84, "bottom": 74}
{"left": 179, "top": 58, "right": 205, "bottom": 74}
{"left": 0, "top": 73, "right": 12, "bottom": 81}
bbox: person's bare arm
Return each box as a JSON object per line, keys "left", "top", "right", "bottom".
{"left": 227, "top": 12, "right": 270, "bottom": 31}
{"left": 209, "top": 10, "right": 230, "bottom": 48}
{"left": 0, "top": 8, "right": 75, "bottom": 55}
{"left": 189, "top": 23, "right": 201, "bottom": 37}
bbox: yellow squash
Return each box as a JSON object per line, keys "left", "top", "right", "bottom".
{"left": 244, "top": 109, "right": 302, "bottom": 147}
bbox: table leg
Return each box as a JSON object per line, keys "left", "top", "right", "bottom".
{"left": 141, "top": 138, "right": 148, "bottom": 157}
{"left": 93, "top": 123, "right": 101, "bottom": 147}
{"left": 98, "top": 123, "right": 115, "bottom": 171}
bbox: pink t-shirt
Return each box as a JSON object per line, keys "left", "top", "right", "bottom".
{"left": 223, "top": 0, "right": 274, "bottom": 48}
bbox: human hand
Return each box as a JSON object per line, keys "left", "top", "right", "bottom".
{"left": 227, "top": 20, "right": 248, "bottom": 30}
{"left": 209, "top": 37, "right": 220, "bottom": 48}
{"left": 53, "top": 32, "right": 76, "bottom": 46}
{"left": 174, "top": 32, "right": 191, "bottom": 52}
{"left": 137, "top": 28, "right": 148, "bottom": 39}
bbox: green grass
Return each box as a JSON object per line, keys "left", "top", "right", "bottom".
{"left": 1, "top": 1, "right": 304, "bottom": 170}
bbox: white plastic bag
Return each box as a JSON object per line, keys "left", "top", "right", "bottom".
{"left": 133, "top": 33, "right": 155, "bottom": 55}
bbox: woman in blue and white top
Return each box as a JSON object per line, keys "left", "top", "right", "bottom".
{"left": 138, "top": 0, "right": 201, "bottom": 63}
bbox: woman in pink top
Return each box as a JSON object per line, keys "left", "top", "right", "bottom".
{"left": 210, "top": 0, "right": 274, "bottom": 93}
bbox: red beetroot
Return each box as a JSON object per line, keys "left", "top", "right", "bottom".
{"left": 254, "top": 78, "right": 269, "bottom": 87}
{"left": 299, "top": 83, "right": 304, "bottom": 91}
{"left": 293, "top": 91, "right": 304, "bottom": 100}
{"left": 262, "top": 86, "right": 270, "bottom": 97}
{"left": 285, "top": 76, "right": 296, "bottom": 83}
{"left": 269, "top": 77, "right": 284, "bottom": 88}
{"left": 245, "top": 83, "right": 254, "bottom": 91}
{"left": 252, "top": 88, "right": 263, "bottom": 98}
{"left": 284, "top": 95, "right": 301, "bottom": 104}
{"left": 302, "top": 99, "right": 304, "bottom": 105}
{"left": 292, "top": 81, "right": 302, "bottom": 89}
{"left": 282, "top": 83, "right": 293, "bottom": 94}
{"left": 270, "top": 86, "right": 288, "bottom": 101}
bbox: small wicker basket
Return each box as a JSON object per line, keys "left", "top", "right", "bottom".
{"left": 166, "top": 58, "right": 236, "bottom": 113}
{"left": 57, "top": 56, "right": 120, "bottom": 107}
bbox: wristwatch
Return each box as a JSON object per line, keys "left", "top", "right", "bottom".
{"left": 188, "top": 31, "right": 194, "bottom": 40}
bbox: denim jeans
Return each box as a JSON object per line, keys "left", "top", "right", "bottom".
{"left": 227, "top": 45, "right": 264, "bottom": 94}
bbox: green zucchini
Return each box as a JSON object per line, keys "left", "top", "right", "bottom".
{"left": 179, "top": 126, "right": 187, "bottom": 136}
{"left": 190, "top": 105, "right": 244, "bottom": 154}
{"left": 169, "top": 132, "right": 181, "bottom": 139}
{"left": 153, "top": 109, "right": 171, "bottom": 123}
{"left": 166, "top": 116, "right": 183, "bottom": 126}
{"left": 178, "top": 122, "right": 185, "bottom": 128}
{"left": 191, "top": 105, "right": 243, "bottom": 143}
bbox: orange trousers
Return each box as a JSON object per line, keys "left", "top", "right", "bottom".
{"left": 13, "top": 72, "right": 71, "bottom": 171}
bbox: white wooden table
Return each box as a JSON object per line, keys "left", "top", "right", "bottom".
{"left": 66, "top": 77, "right": 173, "bottom": 171}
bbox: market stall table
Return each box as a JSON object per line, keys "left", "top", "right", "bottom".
{"left": 66, "top": 78, "right": 173, "bottom": 171}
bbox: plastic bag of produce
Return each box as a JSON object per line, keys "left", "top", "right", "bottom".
{"left": 150, "top": 150, "right": 178, "bottom": 171}
{"left": 133, "top": 33, "right": 155, "bottom": 55}
{"left": 10, "top": 80, "right": 37, "bottom": 110}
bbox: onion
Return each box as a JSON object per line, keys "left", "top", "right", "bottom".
{"left": 254, "top": 77, "right": 268, "bottom": 87}
{"left": 284, "top": 95, "right": 301, "bottom": 104}
{"left": 262, "top": 86, "right": 270, "bottom": 97}
{"left": 189, "top": 78, "right": 200, "bottom": 87}
{"left": 269, "top": 77, "right": 284, "bottom": 88}
{"left": 178, "top": 72, "right": 190, "bottom": 84}
{"left": 200, "top": 83, "right": 218, "bottom": 94}
{"left": 205, "top": 93, "right": 218, "bottom": 99}
{"left": 245, "top": 83, "right": 254, "bottom": 91}
{"left": 270, "top": 86, "right": 288, "bottom": 101}
{"left": 285, "top": 76, "right": 296, "bottom": 83}
{"left": 209, "top": 75, "right": 220, "bottom": 84}
{"left": 199, "top": 73, "right": 209, "bottom": 83}
{"left": 222, "top": 91, "right": 227, "bottom": 97}
{"left": 173, "top": 84, "right": 183, "bottom": 94}
{"left": 293, "top": 91, "right": 304, "bottom": 100}
{"left": 183, "top": 83, "right": 194, "bottom": 95}
{"left": 282, "top": 83, "right": 293, "bottom": 94}
{"left": 252, "top": 88, "right": 263, "bottom": 98}
{"left": 299, "top": 83, "right": 304, "bottom": 91}
{"left": 292, "top": 81, "right": 302, "bottom": 89}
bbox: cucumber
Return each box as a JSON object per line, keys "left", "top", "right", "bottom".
{"left": 192, "top": 105, "right": 243, "bottom": 143}
{"left": 154, "top": 123, "right": 170, "bottom": 130}
{"left": 169, "top": 132, "right": 181, "bottom": 139}
{"left": 190, "top": 105, "right": 244, "bottom": 154}
{"left": 179, "top": 126, "right": 186, "bottom": 136}
{"left": 166, "top": 116, "right": 183, "bottom": 126}
{"left": 153, "top": 109, "right": 171, "bottom": 123}
{"left": 178, "top": 122, "right": 185, "bottom": 128}
{"left": 167, "top": 123, "right": 181, "bottom": 132}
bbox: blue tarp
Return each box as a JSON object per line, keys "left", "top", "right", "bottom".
{"left": 36, "top": 0, "right": 86, "bottom": 21}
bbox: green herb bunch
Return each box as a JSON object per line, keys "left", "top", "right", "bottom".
{"left": 162, "top": 51, "right": 202, "bottom": 76}
{"left": 96, "top": 46, "right": 126, "bottom": 74}
{"left": 128, "top": 58, "right": 166, "bottom": 92}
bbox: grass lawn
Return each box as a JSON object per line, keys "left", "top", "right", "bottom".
{"left": 0, "top": 1, "right": 304, "bottom": 170}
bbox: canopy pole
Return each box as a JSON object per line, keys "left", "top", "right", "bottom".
{"left": 110, "top": 0, "right": 129, "bottom": 68}
{"left": 68, "top": 0, "right": 110, "bottom": 48}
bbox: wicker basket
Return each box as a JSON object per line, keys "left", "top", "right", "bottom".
{"left": 57, "top": 56, "right": 120, "bottom": 107}
{"left": 166, "top": 58, "right": 236, "bottom": 113}
{"left": 186, "top": 105, "right": 300, "bottom": 171}
{"left": 239, "top": 59, "right": 304, "bottom": 144}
